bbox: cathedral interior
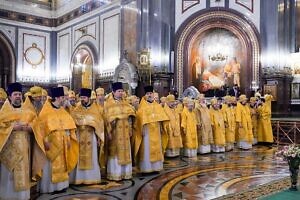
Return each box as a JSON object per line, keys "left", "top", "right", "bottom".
{"left": 0, "top": 0, "right": 300, "bottom": 199}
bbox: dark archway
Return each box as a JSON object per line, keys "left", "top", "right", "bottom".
{"left": 0, "top": 32, "right": 16, "bottom": 88}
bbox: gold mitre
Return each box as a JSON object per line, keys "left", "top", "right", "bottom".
{"left": 239, "top": 94, "right": 248, "bottom": 102}
{"left": 249, "top": 97, "right": 257, "bottom": 103}
{"left": 96, "top": 87, "right": 105, "bottom": 95}
{"left": 29, "top": 86, "right": 43, "bottom": 97}
{"left": 210, "top": 98, "right": 218, "bottom": 105}
{"left": 91, "top": 90, "right": 96, "bottom": 100}
{"left": 24, "top": 91, "right": 32, "bottom": 98}
{"left": 197, "top": 93, "right": 205, "bottom": 100}
{"left": 166, "top": 94, "right": 175, "bottom": 103}
{"left": 230, "top": 96, "right": 237, "bottom": 102}
{"left": 223, "top": 95, "right": 231, "bottom": 103}
{"left": 183, "top": 97, "right": 189, "bottom": 104}
{"left": 160, "top": 96, "right": 167, "bottom": 103}
{"left": 42, "top": 89, "right": 48, "bottom": 96}
{"left": 0, "top": 88, "right": 7, "bottom": 99}
{"left": 127, "top": 95, "right": 136, "bottom": 104}
{"left": 68, "top": 90, "right": 75, "bottom": 98}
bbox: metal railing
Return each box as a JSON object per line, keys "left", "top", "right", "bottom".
{"left": 271, "top": 119, "right": 300, "bottom": 145}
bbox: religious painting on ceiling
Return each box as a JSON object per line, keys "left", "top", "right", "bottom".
{"left": 188, "top": 28, "right": 244, "bottom": 93}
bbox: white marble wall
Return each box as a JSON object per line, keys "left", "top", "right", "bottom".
{"left": 17, "top": 29, "right": 50, "bottom": 82}
{"left": 100, "top": 9, "right": 120, "bottom": 75}
{"left": 175, "top": 0, "right": 260, "bottom": 32}
{"left": 57, "top": 28, "right": 72, "bottom": 81}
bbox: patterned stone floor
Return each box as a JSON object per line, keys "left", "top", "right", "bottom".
{"left": 36, "top": 145, "right": 292, "bottom": 200}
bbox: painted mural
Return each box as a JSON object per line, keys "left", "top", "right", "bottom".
{"left": 189, "top": 28, "right": 244, "bottom": 93}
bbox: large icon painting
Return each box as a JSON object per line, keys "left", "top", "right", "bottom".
{"left": 189, "top": 28, "right": 244, "bottom": 93}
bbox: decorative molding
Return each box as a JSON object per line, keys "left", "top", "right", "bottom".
{"left": 182, "top": 0, "right": 200, "bottom": 13}
{"left": 18, "top": 29, "right": 50, "bottom": 83}
{"left": 23, "top": 43, "right": 45, "bottom": 68}
{"left": 22, "top": 33, "right": 46, "bottom": 71}
{"left": 235, "top": 0, "right": 253, "bottom": 13}
{"left": 0, "top": 25, "right": 16, "bottom": 47}
{"left": 72, "top": 16, "right": 99, "bottom": 54}
{"left": 0, "top": 0, "right": 115, "bottom": 27}
{"left": 175, "top": 9, "right": 260, "bottom": 95}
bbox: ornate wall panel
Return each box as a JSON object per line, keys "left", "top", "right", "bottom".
{"left": 73, "top": 17, "right": 99, "bottom": 51}
{"left": 17, "top": 29, "right": 50, "bottom": 82}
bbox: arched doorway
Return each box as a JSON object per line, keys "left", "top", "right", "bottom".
{"left": 0, "top": 32, "right": 15, "bottom": 88}
{"left": 70, "top": 44, "right": 97, "bottom": 92}
{"left": 175, "top": 9, "right": 260, "bottom": 96}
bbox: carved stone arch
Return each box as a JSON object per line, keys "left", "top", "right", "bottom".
{"left": 0, "top": 32, "right": 16, "bottom": 88}
{"left": 175, "top": 8, "right": 260, "bottom": 96}
{"left": 70, "top": 42, "right": 98, "bottom": 92}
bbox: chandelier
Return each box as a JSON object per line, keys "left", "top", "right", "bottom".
{"left": 209, "top": 53, "right": 228, "bottom": 62}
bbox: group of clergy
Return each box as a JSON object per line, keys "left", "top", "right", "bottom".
{"left": 0, "top": 82, "right": 273, "bottom": 200}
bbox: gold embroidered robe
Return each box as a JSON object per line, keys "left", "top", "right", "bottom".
{"left": 104, "top": 97, "right": 135, "bottom": 165}
{"left": 195, "top": 103, "right": 213, "bottom": 145}
{"left": 249, "top": 105, "right": 258, "bottom": 140}
{"left": 210, "top": 107, "right": 226, "bottom": 146}
{"left": 257, "top": 103, "right": 273, "bottom": 143}
{"left": 134, "top": 98, "right": 169, "bottom": 163}
{"left": 181, "top": 107, "right": 198, "bottom": 149}
{"left": 222, "top": 104, "right": 236, "bottom": 143}
{"left": 71, "top": 102, "right": 104, "bottom": 170}
{"left": 0, "top": 100, "right": 36, "bottom": 191}
{"left": 163, "top": 105, "right": 182, "bottom": 150}
{"left": 32, "top": 101, "right": 79, "bottom": 183}
{"left": 236, "top": 102, "right": 253, "bottom": 143}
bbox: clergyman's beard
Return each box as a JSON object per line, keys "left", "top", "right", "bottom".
{"left": 12, "top": 99, "right": 22, "bottom": 107}
{"left": 146, "top": 97, "right": 153, "bottom": 103}
{"left": 33, "top": 101, "right": 43, "bottom": 111}
{"left": 81, "top": 100, "right": 89, "bottom": 107}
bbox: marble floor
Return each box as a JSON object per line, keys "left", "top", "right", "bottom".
{"left": 36, "top": 145, "right": 293, "bottom": 200}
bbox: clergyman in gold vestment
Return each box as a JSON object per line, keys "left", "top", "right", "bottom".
{"left": 69, "top": 88, "right": 104, "bottom": 184}
{"left": 104, "top": 82, "right": 135, "bottom": 180}
{"left": 134, "top": 86, "right": 169, "bottom": 173}
{"left": 163, "top": 94, "right": 182, "bottom": 157}
{"left": 33, "top": 87, "right": 79, "bottom": 194}
{"left": 0, "top": 82, "right": 36, "bottom": 200}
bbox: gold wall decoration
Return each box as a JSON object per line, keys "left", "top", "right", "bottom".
{"left": 23, "top": 43, "right": 45, "bottom": 68}
{"left": 137, "top": 48, "right": 150, "bottom": 66}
